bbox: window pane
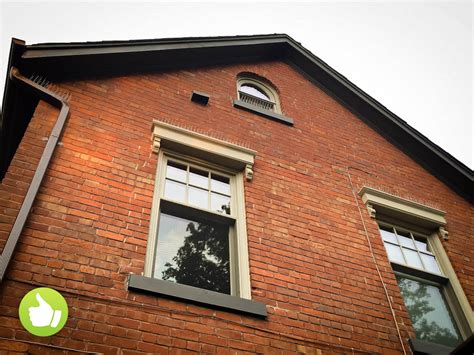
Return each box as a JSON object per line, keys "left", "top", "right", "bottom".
{"left": 403, "top": 248, "right": 423, "bottom": 269}
{"left": 166, "top": 161, "right": 187, "bottom": 182}
{"left": 154, "top": 213, "right": 230, "bottom": 294}
{"left": 396, "top": 276, "right": 462, "bottom": 347}
{"left": 189, "top": 167, "right": 209, "bottom": 189}
{"left": 164, "top": 180, "right": 186, "bottom": 202}
{"left": 414, "top": 236, "right": 428, "bottom": 252}
{"left": 384, "top": 243, "right": 405, "bottom": 264}
{"left": 211, "top": 174, "right": 230, "bottom": 195}
{"left": 211, "top": 193, "right": 231, "bottom": 214}
{"left": 379, "top": 226, "right": 398, "bottom": 244}
{"left": 421, "top": 253, "right": 441, "bottom": 274}
{"left": 188, "top": 186, "right": 208, "bottom": 209}
{"left": 240, "top": 84, "right": 270, "bottom": 101}
{"left": 397, "top": 230, "right": 415, "bottom": 249}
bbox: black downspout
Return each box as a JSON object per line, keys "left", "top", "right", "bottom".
{"left": 0, "top": 67, "right": 70, "bottom": 282}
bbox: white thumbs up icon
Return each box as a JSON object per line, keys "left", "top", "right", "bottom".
{"left": 28, "top": 293, "right": 62, "bottom": 328}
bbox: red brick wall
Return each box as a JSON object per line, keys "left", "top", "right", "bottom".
{"left": 0, "top": 61, "right": 472, "bottom": 354}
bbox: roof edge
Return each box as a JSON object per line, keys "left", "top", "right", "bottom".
{"left": 21, "top": 34, "right": 291, "bottom": 59}
{"left": 26, "top": 33, "right": 293, "bottom": 49}
{"left": 282, "top": 37, "right": 473, "bottom": 179}
{"left": 2, "top": 34, "right": 472, "bottom": 202}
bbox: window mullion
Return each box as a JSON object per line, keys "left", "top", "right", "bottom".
{"left": 412, "top": 232, "right": 428, "bottom": 271}
{"left": 393, "top": 227, "right": 408, "bottom": 265}
{"left": 185, "top": 164, "right": 190, "bottom": 204}
{"left": 207, "top": 171, "right": 211, "bottom": 210}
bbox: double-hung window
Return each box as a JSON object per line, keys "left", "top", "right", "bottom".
{"left": 128, "top": 120, "right": 266, "bottom": 317}
{"left": 360, "top": 187, "right": 473, "bottom": 353}
{"left": 379, "top": 223, "right": 463, "bottom": 348}
{"left": 154, "top": 156, "right": 235, "bottom": 295}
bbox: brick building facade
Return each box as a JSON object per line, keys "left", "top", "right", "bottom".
{"left": 0, "top": 35, "right": 472, "bottom": 354}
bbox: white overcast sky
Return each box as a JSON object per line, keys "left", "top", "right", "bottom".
{"left": 1, "top": 1, "right": 472, "bottom": 168}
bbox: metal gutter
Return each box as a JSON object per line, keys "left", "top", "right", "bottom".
{"left": 0, "top": 67, "right": 69, "bottom": 282}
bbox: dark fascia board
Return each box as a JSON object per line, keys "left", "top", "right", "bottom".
{"left": 22, "top": 34, "right": 291, "bottom": 58}
{"left": 1, "top": 38, "right": 25, "bottom": 113}
{"left": 2, "top": 34, "right": 472, "bottom": 202}
{"left": 0, "top": 38, "right": 32, "bottom": 179}
{"left": 18, "top": 40, "right": 287, "bottom": 82}
{"left": 1, "top": 38, "right": 26, "bottom": 133}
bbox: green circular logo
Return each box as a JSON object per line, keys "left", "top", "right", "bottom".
{"left": 18, "top": 287, "right": 68, "bottom": 337}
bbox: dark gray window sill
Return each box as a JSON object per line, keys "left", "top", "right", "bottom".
{"left": 409, "top": 338, "right": 455, "bottom": 355}
{"left": 128, "top": 274, "right": 267, "bottom": 318}
{"left": 233, "top": 100, "right": 294, "bottom": 125}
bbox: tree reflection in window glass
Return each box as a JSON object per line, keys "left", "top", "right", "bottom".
{"left": 396, "top": 275, "right": 462, "bottom": 347}
{"left": 154, "top": 213, "right": 230, "bottom": 294}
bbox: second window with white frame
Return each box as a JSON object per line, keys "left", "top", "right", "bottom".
{"left": 151, "top": 153, "right": 240, "bottom": 296}
{"left": 378, "top": 223, "right": 463, "bottom": 347}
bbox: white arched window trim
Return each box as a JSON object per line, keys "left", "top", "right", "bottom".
{"left": 237, "top": 77, "right": 281, "bottom": 114}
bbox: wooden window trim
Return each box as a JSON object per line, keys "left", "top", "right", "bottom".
{"left": 133, "top": 121, "right": 260, "bottom": 313}
{"left": 359, "top": 186, "right": 474, "bottom": 343}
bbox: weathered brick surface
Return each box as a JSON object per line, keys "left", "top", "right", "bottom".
{"left": 0, "top": 61, "right": 471, "bottom": 354}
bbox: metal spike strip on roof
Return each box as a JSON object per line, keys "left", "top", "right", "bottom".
{"left": 29, "top": 73, "right": 71, "bottom": 102}
{"left": 29, "top": 73, "right": 50, "bottom": 88}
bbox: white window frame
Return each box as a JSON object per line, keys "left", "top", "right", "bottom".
{"left": 144, "top": 120, "right": 257, "bottom": 299}
{"left": 359, "top": 187, "right": 474, "bottom": 345}
{"left": 237, "top": 76, "right": 281, "bottom": 114}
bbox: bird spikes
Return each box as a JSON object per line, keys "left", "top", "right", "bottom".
{"left": 29, "top": 73, "right": 72, "bottom": 102}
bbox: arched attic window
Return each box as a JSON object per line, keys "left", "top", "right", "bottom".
{"left": 237, "top": 75, "right": 281, "bottom": 114}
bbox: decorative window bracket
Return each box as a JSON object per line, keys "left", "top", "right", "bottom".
{"left": 438, "top": 226, "right": 449, "bottom": 240}
{"left": 366, "top": 203, "right": 376, "bottom": 218}
{"left": 245, "top": 164, "right": 253, "bottom": 181}
{"left": 152, "top": 136, "right": 161, "bottom": 153}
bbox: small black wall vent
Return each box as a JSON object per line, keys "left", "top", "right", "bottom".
{"left": 191, "top": 91, "right": 209, "bottom": 105}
